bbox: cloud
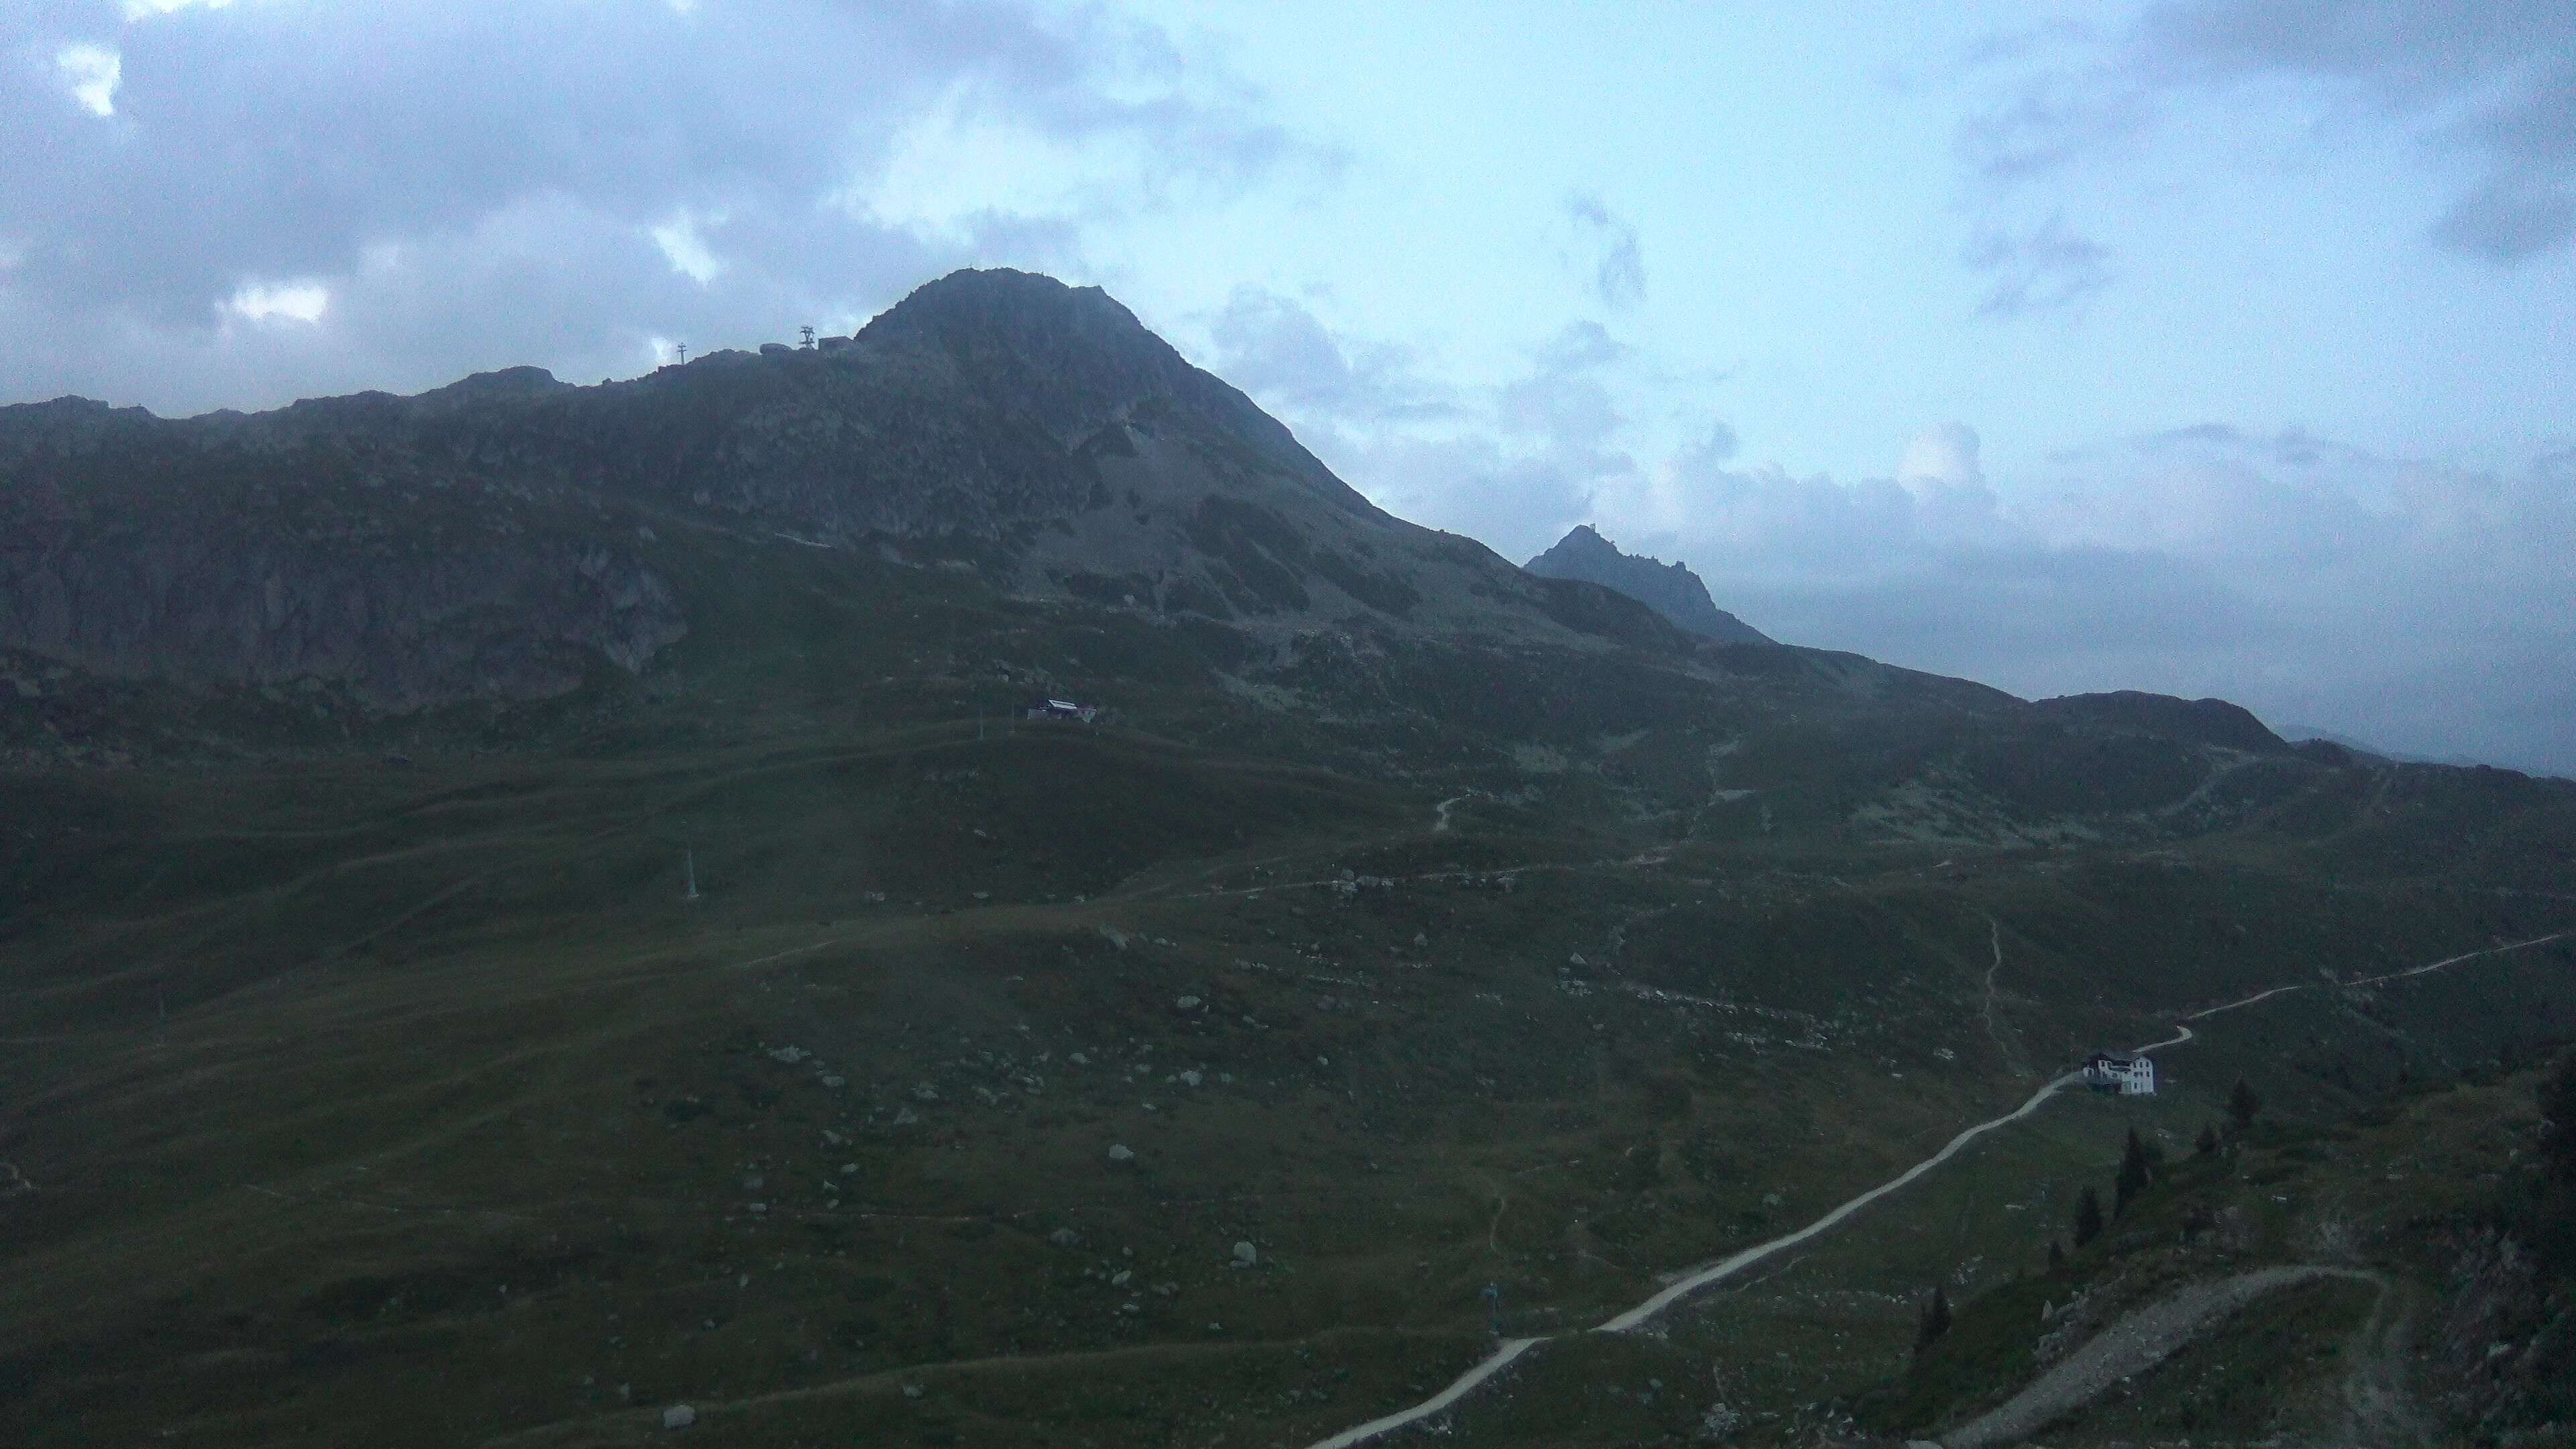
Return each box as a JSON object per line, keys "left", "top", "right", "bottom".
{"left": 226, "top": 278, "right": 327, "bottom": 325}
{"left": 1203, "top": 285, "right": 1456, "bottom": 426}
{"left": 1560, "top": 193, "right": 1646, "bottom": 310}
{"left": 54, "top": 42, "right": 119, "bottom": 117}
{"left": 1954, "top": 68, "right": 2151, "bottom": 184}
{"left": 1962, "top": 212, "right": 2112, "bottom": 315}
{"left": 2430, "top": 174, "right": 2576, "bottom": 264}
{"left": 1957, "top": 1, "right": 2576, "bottom": 264}
{"left": 649, "top": 212, "right": 726, "bottom": 286}
{"left": 1198, "top": 295, "right": 1633, "bottom": 558}
{"left": 1898, "top": 422, "right": 1984, "bottom": 488}
{"left": 0, "top": 0, "right": 1318, "bottom": 411}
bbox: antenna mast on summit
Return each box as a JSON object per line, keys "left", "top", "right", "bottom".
{"left": 800, "top": 325, "right": 815, "bottom": 348}
{"left": 676, "top": 343, "right": 688, "bottom": 365}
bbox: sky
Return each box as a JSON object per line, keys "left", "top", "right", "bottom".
{"left": 4, "top": 1, "right": 2572, "bottom": 773}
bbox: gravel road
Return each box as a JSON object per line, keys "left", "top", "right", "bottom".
{"left": 1941, "top": 1265, "right": 2383, "bottom": 1448}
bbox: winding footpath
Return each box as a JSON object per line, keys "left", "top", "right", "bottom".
{"left": 1297, "top": 931, "right": 2569, "bottom": 1448}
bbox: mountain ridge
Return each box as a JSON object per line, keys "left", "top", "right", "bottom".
{"left": 0, "top": 269, "right": 1717, "bottom": 716}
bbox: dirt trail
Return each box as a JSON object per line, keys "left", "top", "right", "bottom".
{"left": 1979, "top": 917, "right": 2031, "bottom": 1079}
{"left": 1292, "top": 932, "right": 2565, "bottom": 1449}
{"left": 2340, "top": 1276, "right": 2433, "bottom": 1448}
{"left": 1941, "top": 1266, "right": 2382, "bottom": 1448}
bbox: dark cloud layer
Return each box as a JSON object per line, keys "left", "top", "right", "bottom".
{"left": 0, "top": 0, "right": 1307, "bottom": 409}
{"left": 1559, "top": 193, "right": 1646, "bottom": 311}
{"left": 1957, "top": 0, "right": 2576, "bottom": 268}
{"left": 1961, "top": 212, "right": 2112, "bottom": 316}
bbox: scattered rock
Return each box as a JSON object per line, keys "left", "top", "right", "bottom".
{"left": 661, "top": 1405, "right": 697, "bottom": 1430}
{"left": 1050, "top": 1228, "right": 1079, "bottom": 1246}
{"left": 767, "top": 1046, "right": 808, "bottom": 1065}
{"left": 1232, "top": 1240, "right": 1258, "bottom": 1267}
{"left": 1111, "top": 1270, "right": 1132, "bottom": 1287}
{"left": 902, "top": 1383, "right": 924, "bottom": 1400}
{"left": 1175, "top": 996, "right": 1201, "bottom": 1011}
{"left": 1179, "top": 1070, "right": 1203, "bottom": 1087}
{"left": 893, "top": 1107, "right": 919, "bottom": 1126}
{"left": 1108, "top": 1144, "right": 1136, "bottom": 1163}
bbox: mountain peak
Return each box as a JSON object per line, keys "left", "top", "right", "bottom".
{"left": 867, "top": 270, "right": 1177, "bottom": 394}
{"left": 1525, "top": 527, "right": 1772, "bottom": 645}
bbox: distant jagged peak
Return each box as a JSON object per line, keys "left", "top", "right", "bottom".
{"left": 1524, "top": 525, "right": 1772, "bottom": 645}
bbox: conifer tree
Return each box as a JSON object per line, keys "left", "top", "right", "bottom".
{"left": 2116, "top": 1126, "right": 2154, "bottom": 1217}
{"left": 2229, "top": 1077, "right": 2262, "bottom": 1132}
{"left": 1915, "top": 1285, "right": 1952, "bottom": 1350}
{"left": 2540, "top": 1048, "right": 2576, "bottom": 1187}
{"left": 2075, "top": 1185, "right": 2104, "bottom": 1246}
{"left": 2196, "top": 1121, "right": 2220, "bottom": 1157}
{"left": 2047, "top": 1238, "right": 2065, "bottom": 1271}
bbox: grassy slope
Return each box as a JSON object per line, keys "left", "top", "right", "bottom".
{"left": 3, "top": 540, "right": 2575, "bottom": 1447}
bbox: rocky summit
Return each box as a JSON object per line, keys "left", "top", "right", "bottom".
{"left": 1524, "top": 524, "right": 1773, "bottom": 645}
{"left": 1, "top": 270, "right": 2573, "bottom": 1449}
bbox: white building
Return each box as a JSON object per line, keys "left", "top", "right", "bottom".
{"left": 2081, "top": 1051, "right": 2156, "bottom": 1095}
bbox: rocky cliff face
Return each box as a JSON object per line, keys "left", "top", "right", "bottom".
{"left": 0, "top": 397, "right": 684, "bottom": 711}
{"left": 1523, "top": 525, "right": 1772, "bottom": 645}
